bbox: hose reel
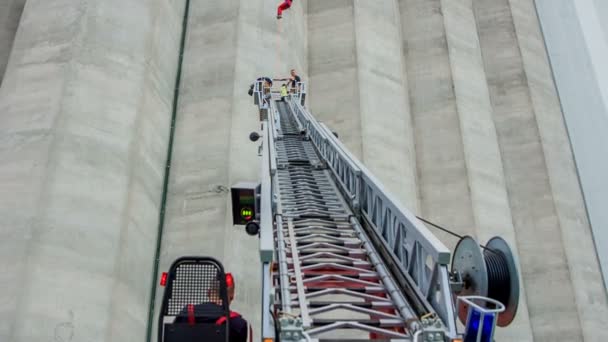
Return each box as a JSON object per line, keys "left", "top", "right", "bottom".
{"left": 451, "top": 236, "right": 520, "bottom": 327}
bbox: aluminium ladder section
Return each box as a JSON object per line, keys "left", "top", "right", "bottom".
{"left": 272, "top": 100, "right": 415, "bottom": 340}
{"left": 285, "top": 95, "right": 457, "bottom": 338}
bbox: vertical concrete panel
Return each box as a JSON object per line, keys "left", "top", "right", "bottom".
{"left": 472, "top": 0, "right": 582, "bottom": 339}
{"left": 279, "top": 0, "right": 308, "bottom": 77}
{"left": 228, "top": 1, "right": 307, "bottom": 339}
{"left": 0, "top": 0, "right": 26, "bottom": 84}
{"left": 399, "top": 0, "right": 475, "bottom": 248}
{"left": 308, "top": 0, "right": 362, "bottom": 157}
{"left": 0, "top": 1, "right": 81, "bottom": 336}
{"left": 227, "top": 0, "right": 307, "bottom": 185}
{"left": 158, "top": 0, "right": 238, "bottom": 280}
{"left": 226, "top": 0, "right": 307, "bottom": 338}
{"left": 0, "top": 0, "right": 181, "bottom": 340}
{"left": 156, "top": 1, "right": 309, "bottom": 341}
{"left": 510, "top": 0, "right": 608, "bottom": 339}
{"left": 353, "top": 0, "right": 418, "bottom": 210}
{"left": 107, "top": 1, "right": 184, "bottom": 340}
{"left": 154, "top": 1, "right": 239, "bottom": 339}
{"left": 225, "top": 1, "right": 262, "bottom": 334}
{"left": 440, "top": 0, "right": 533, "bottom": 339}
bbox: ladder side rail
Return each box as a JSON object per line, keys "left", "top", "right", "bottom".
{"left": 342, "top": 152, "right": 455, "bottom": 328}
{"left": 259, "top": 121, "right": 274, "bottom": 263}
{"left": 357, "top": 171, "right": 450, "bottom": 264}
{"left": 268, "top": 101, "right": 278, "bottom": 175}
{"left": 349, "top": 217, "right": 419, "bottom": 328}
{"left": 318, "top": 122, "right": 362, "bottom": 210}
{"left": 437, "top": 264, "right": 458, "bottom": 337}
{"left": 261, "top": 262, "right": 275, "bottom": 341}
{"left": 260, "top": 118, "right": 285, "bottom": 340}
{"left": 355, "top": 160, "right": 455, "bottom": 334}
{"left": 275, "top": 214, "right": 292, "bottom": 314}
{"left": 290, "top": 98, "right": 457, "bottom": 331}
{"left": 291, "top": 97, "right": 450, "bottom": 262}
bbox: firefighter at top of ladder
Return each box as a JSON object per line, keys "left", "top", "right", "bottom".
{"left": 277, "top": 0, "right": 294, "bottom": 19}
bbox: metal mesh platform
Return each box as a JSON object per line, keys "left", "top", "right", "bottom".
{"left": 162, "top": 259, "right": 228, "bottom": 317}
{"left": 158, "top": 257, "right": 231, "bottom": 342}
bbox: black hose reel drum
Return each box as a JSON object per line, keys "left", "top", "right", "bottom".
{"left": 451, "top": 236, "right": 520, "bottom": 327}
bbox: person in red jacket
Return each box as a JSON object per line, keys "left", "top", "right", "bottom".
{"left": 277, "top": 0, "right": 294, "bottom": 19}
{"left": 176, "top": 273, "right": 251, "bottom": 342}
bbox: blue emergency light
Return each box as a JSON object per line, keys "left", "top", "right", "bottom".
{"left": 458, "top": 296, "right": 505, "bottom": 342}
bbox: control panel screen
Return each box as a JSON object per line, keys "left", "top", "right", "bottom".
{"left": 231, "top": 187, "right": 257, "bottom": 225}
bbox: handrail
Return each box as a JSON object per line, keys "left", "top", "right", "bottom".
{"left": 288, "top": 97, "right": 456, "bottom": 335}
{"left": 296, "top": 81, "right": 307, "bottom": 104}
{"left": 261, "top": 262, "right": 274, "bottom": 340}
{"left": 260, "top": 118, "right": 278, "bottom": 340}
{"left": 254, "top": 80, "right": 263, "bottom": 106}
{"left": 259, "top": 121, "right": 273, "bottom": 263}
{"left": 288, "top": 100, "right": 361, "bottom": 204}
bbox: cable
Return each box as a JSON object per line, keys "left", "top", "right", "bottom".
{"left": 270, "top": 309, "right": 281, "bottom": 342}
{"left": 484, "top": 249, "right": 511, "bottom": 307}
{"left": 145, "top": 1, "right": 191, "bottom": 341}
{"left": 415, "top": 216, "right": 500, "bottom": 255}
{"left": 416, "top": 216, "right": 463, "bottom": 240}
{"left": 418, "top": 216, "right": 512, "bottom": 308}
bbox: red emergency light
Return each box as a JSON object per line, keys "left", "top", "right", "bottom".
{"left": 226, "top": 273, "right": 234, "bottom": 288}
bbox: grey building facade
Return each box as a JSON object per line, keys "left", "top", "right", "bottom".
{"left": 0, "top": 1, "right": 606, "bottom": 341}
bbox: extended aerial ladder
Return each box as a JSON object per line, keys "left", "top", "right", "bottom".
{"left": 157, "top": 79, "right": 520, "bottom": 342}
{"left": 227, "top": 81, "right": 521, "bottom": 342}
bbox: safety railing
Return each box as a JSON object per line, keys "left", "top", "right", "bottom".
{"left": 288, "top": 97, "right": 457, "bottom": 336}
{"left": 259, "top": 117, "right": 276, "bottom": 341}
{"left": 357, "top": 169, "right": 457, "bottom": 334}
{"left": 254, "top": 80, "right": 263, "bottom": 107}
{"left": 296, "top": 81, "right": 307, "bottom": 105}
{"left": 457, "top": 296, "right": 505, "bottom": 342}
{"left": 296, "top": 81, "right": 307, "bottom": 94}
{"left": 259, "top": 120, "right": 274, "bottom": 263}
{"left": 261, "top": 262, "right": 274, "bottom": 340}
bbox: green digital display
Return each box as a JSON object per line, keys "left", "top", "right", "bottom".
{"left": 231, "top": 185, "right": 258, "bottom": 225}
{"left": 241, "top": 207, "right": 253, "bottom": 221}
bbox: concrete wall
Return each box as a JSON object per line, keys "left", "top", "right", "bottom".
{"left": 0, "top": 0, "right": 183, "bottom": 341}
{"left": 0, "top": 0, "right": 26, "bottom": 84}
{"left": 398, "top": 0, "right": 534, "bottom": 339}
{"left": 400, "top": 0, "right": 478, "bottom": 247}
{"left": 307, "top": 0, "right": 607, "bottom": 340}
{"left": 308, "top": 1, "right": 361, "bottom": 155}
{"left": 152, "top": 1, "right": 308, "bottom": 341}
{"left": 472, "top": 0, "right": 581, "bottom": 338}
{"left": 0, "top": 0, "right": 606, "bottom": 341}
{"left": 308, "top": 0, "right": 418, "bottom": 210}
